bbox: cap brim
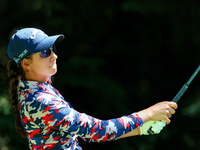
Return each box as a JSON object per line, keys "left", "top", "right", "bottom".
{"left": 33, "top": 34, "right": 65, "bottom": 53}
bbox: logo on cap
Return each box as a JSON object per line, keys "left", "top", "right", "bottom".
{"left": 13, "top": 49, "right": 28, "bottom": 64}
{"left": 30, "top": 29, "right": 45, "bottom": 39}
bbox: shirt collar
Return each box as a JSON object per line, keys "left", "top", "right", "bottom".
{"left": 19, "top": 79, "right": 52, "bottom": 92}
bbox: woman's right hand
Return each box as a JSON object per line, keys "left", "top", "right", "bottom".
{"left": 137, "top": 101, "right": 178, "bottom": 124}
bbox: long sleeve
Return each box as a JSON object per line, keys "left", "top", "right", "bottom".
{"left": 27, "top": 92, "right": 143, "bottom": 142}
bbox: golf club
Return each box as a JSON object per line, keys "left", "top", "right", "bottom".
{"left": 147, "top": 65, "right": 200, "bottom": 135}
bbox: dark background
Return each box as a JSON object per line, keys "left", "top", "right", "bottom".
{"left": 1, "top": 0, "right": 200, "bottom": 150}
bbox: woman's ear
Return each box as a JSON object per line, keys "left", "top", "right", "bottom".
{"left": 21, "top": 58, "right": 31, "bottom": 71}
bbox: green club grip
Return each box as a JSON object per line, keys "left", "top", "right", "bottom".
{"left": 147, "top": 65, "right": 200, "bottom": 135}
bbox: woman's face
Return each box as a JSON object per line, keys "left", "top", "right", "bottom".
{"left": 23, "top": 49, "right": 58, "bottom": 83}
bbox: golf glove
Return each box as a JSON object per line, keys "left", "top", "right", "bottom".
{"left": 140, "top": 120, "right": 166, "bottom": 135}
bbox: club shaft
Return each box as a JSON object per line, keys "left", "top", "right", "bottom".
{"left": 187, "top": 65, "right": 200, "bottom": 85}
{"left": 172, "top": 65, "right": 200, "bottom": 102}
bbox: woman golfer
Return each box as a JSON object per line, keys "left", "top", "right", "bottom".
{"left": 7, "top": 28, "right": 177, "bottom": 150}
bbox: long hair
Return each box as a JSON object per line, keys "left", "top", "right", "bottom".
{"left": 7, "top": 59, "right": 27, "bottom": 138}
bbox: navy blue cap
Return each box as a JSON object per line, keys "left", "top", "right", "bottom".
{"left": 7, "top": 28, "right": 65, "bottom": 65}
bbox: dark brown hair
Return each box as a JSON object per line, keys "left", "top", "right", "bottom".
{"left": 7, "top": 59, "right": 27, "bottom": 138}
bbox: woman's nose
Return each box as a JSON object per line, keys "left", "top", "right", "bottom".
{"left": 50, "top": 51, "right": 58, "bottom": 61}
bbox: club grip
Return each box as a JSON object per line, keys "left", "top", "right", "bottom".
{"left": 147, "top": 65, "right": 200, "bottom": 135}
{"left": 172, "top": 84, "right": 188, "bottom": 103}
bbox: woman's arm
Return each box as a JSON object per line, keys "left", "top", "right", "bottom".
{"left": 28, "top": 94, "right": 143, "bottom": 142}
{"left": 116, "top": 101, "right": 178, "bottom": 139}
{"left": 116, "top": 128, "right": 139, "bottom": 140}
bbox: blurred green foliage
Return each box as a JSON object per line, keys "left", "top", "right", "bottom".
{"left": 1, "top": 0, "right": 200, "bottom": 149}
